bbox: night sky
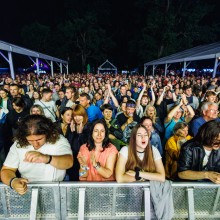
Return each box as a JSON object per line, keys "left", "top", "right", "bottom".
{"left": 1, "top": 0, "right": 220, "bottom": 71}
{"left": 0, "top": 0, "right": 63, "bottom": 43}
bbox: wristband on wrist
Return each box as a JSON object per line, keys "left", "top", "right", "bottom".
{"left": 94, "top": 162, "right": 101, "bottom": 170}
{"left": 81, "top": 165, "right": 89, "bottom": 171}
{"left": 135, "top": 167, "right": 141, "bottom": 181}
{"left": 79, "top": 171, "right": 87, "bottom": 177}
{"left": 9, "top": 177, "right": 18, "bottom": 189}
{"left": 46, "top": 155, "right": 52, "bottom": 164}
{"left": 171, "top": 90, "right": 174, "bottom": 93}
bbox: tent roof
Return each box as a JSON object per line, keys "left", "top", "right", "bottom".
{"left": 98, "top": 59, "right": 117, "bottom": 70}
{"left": 144, "top": 42, "right": 220, "bottom": 66}
{"left": 0, "top": 40, "right": 68, "bottom": 64}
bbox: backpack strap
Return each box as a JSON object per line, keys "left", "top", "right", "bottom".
{"left": 165, "top": 120, "right": 172, "bottom": 129}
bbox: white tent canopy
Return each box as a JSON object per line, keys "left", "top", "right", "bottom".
{"left": 144, "top": 42, "right": 220, "bottom": 77}
{"left": 98, "top": 59, "right": 117, "bottom": 74}
{"left": 0, "top": 40, "right": 68, "bottom": 79}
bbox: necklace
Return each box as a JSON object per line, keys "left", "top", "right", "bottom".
{"left": 137, "top": 150, "right": 145, "bottom": 153}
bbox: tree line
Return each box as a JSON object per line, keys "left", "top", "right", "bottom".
{"left": 20, "top": 0, "right": 220, "bottom": 72}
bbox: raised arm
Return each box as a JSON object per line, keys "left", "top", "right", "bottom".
{"left": 164, "top": 100, "right": 183, "bottom": 124}
{"left": 136, "top": 83, "right": 147, "bottom": 108}
{"left": 108, "top": 84, "right": 119, "bottom": 108}
{"left": 149, "top": 82, "right": 156, "bottom": 106}
{"left": 103, "top": 91, "right": 110, "bottom": 105}
{"left": 181, "top": 93, "right": 195, "bottom": 123}
{"left": 167, "top": 83, "right": 177, "bottom": 102}
{"left": 156, "top": 86, "right": 166, "bottom": 105}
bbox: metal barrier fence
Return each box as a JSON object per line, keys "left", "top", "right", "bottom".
{"left": 0, "top": 182, "right": 220, "bottom": 220}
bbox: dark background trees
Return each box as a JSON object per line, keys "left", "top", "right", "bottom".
{"left": 1, "top": 0, "right": 220, "bottom": 72}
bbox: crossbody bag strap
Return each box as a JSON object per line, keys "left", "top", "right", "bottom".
{"left": 39, "top": 100, "right": 56, "bottom": 118}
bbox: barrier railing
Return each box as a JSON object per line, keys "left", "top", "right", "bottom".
{"left": 0, "top": 182, "right": 220, "bottom": 220}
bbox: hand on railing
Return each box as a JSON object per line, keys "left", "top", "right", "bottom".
{"left": 11, "top": 178, "right": 29, "bottom": 195}
{"left": 206, "top": 171, "right": 220, "bottom": 184}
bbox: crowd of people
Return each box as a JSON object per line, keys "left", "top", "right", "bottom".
{"left": 0, "top": 71, "right": 220, "bottom": 195}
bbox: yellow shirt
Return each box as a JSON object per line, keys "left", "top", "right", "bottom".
{"left": 165, "top": 135, "right": 192, "bottom": 180}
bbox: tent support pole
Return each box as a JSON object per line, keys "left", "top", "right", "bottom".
{"left": 213, "top": 57, "right": 219, "bottom": 78}
{"left": 153, "top": 65, "right": 157, "bottom": 76}
{"left": 183, "top": 61, "right": 191, "bottom": 77}
{"left": 165, "top": 64, "right": 171, "bottom": 77}
{"left": 60, "top": 63, "right": 63, "bottom": 73}
{"left": 36, "top": 58, "right": 40, "bottom": 75}
{"left": 8, "top": 51, "right": 15, "bottom": 79}
{"left": 144, "top": 65, "right": 148, "bottom": 76}
{"left": 51, "top": 61, "right": 54, "bottom": 77}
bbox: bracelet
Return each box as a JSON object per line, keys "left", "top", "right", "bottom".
{"left": 81, "top": 165, "right": 89, "bottom": 171}
{"left": 94, "top": 162, "right": 101, "bottom": 170}
{"left": 79, "top": 171, "right": 87, "bottom": 177}
{"left": 46, "top": 155, "right": 52, "bottom": 164}
{"left": 9, "top": 177, "right": 18, "bottom": 189}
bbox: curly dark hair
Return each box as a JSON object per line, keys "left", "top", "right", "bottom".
{"left": 14, "top": 115, "right": 60, "bottom": 148}
{"left": 87, "top": 119, "right": 110, "bottom": 151}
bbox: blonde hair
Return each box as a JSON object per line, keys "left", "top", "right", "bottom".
{"left": 144, "top": 104, "right": 157, "bottom": 124}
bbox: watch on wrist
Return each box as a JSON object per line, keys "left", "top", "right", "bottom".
{"left": 46, "top": 155, "right": 52, "bottom": 164}
{"left": 94, "top": 162, "right": 101, "bottom": 170}
{"left": 9, "top": 177, "right": 18, "bottom": 189}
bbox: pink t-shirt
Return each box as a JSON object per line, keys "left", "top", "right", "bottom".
{"left": 78, "top": 143, "right": 118, "bottom": 181}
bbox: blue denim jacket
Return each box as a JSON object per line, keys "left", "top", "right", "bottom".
{"left": 150, "top": 130, "right": 163, "bottom": 156}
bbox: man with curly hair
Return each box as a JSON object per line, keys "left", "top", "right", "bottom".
{"left": 0, "top": 115, "right": 73, "bottom": 195}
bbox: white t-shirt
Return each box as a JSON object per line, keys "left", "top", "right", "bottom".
{"left": 4, "top": 135, "right": 72, "bottom": 182}
{"left": 66, "top": 100, "right": 74, "bottom": 108}
{"left": 119, "top": 146, "right": 161, "bottom": 161}
{"left": 203, "top": 149, "right": 212, "bottom": 167}
{"left": 35, "top": 100, "right": 57, "bottom": 122}
{"left": 2, "top": 99, "right": 8, "bottom": 112}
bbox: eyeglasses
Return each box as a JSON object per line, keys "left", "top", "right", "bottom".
{"left": 209, "top": 109, "right": 219, "bottom": 113}
{"left": 137, "top": 134, "right": 149, "bottom": 138}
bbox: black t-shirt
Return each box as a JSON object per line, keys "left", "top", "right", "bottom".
{"left": 116, "top": 112, "right": 140, "bottom": 126}
{"left": 56, "top": 99, "right": 62, "bottom": 107}
{"left": 156, "top": 99, "right": 175, "bottom": 122}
